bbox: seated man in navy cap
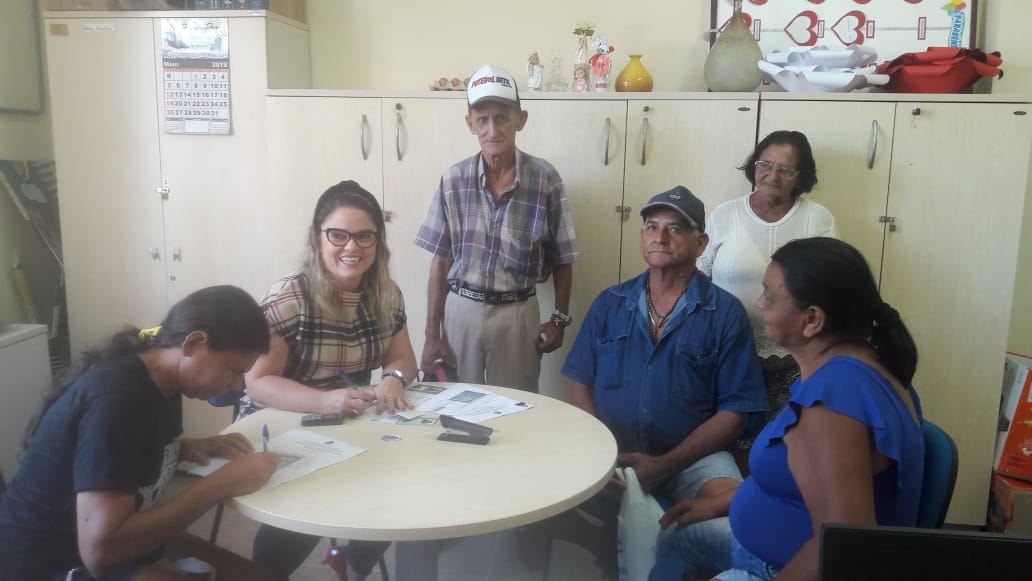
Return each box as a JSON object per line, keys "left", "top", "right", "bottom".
{"left": 539, "top": 186, "right": 768, "bottom": 577}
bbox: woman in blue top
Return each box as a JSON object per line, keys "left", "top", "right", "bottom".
{"left": 655, "top": 237, "right": 923, "bottom": 581}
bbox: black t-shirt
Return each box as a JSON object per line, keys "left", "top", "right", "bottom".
{"left": 0, "top": 355, "right": 182, "bottom": 577}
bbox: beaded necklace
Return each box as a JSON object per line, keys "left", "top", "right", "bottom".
{"left": 646, "top": 277, "right": 688, "bottom": 336}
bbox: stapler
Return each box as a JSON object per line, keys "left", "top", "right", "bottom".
{"left": 437, "top": 414, "right": 492, "bottom": 445}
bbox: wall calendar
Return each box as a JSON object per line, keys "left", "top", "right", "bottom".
{"left": 161, "top": 18, "right": 231, "bottom": 135}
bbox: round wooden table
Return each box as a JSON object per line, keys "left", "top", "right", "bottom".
{"left": 225, "top": 384, "right": 617, "bottom": 541}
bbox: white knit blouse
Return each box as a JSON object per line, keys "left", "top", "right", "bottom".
{"left": 697, "top": 193, "right": 837, "bottom": 358}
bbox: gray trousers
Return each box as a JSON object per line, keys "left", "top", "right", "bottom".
{"left": 444, "top": 291, "right": 541, "bottom": 393}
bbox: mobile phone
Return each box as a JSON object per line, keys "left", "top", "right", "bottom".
{"left": 300, "top": 413, "right": 345, "bottom": 426}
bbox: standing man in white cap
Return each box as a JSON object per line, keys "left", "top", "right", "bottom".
{"left": 416, "top": 64, "right": 577, "bottom": 393}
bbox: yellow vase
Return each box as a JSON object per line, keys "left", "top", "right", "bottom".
{"left": 615, "top": 54, "right": 654, "bottom": 92}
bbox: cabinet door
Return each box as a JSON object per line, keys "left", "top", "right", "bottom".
{"left": 162, "top": 19, "right": 322, "bottom": 305}
{"left": 621, "top": 98, "right": 758, "bottom": 279}
{"left": 518, "top": 99, "right": 628, "bottom": 400}
{"left": 381, "top": 97, "right": 472, "bottom": 363}
{"left": 45, "top": 17, "right": 167, "bottom": 355}
{"left": 882, "top": 102, "right": 1032, "bottom": 525}
{"left": 758, "top": 100, "right": 895, "bottom": 282}
{"left": 262, "top": 96, "right": 384, "bottom": 285}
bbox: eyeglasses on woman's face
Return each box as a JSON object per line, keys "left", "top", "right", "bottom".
{"left": 754, "top": 159, "right": 800, "bottom": 178}
{"left": 322, "top": 228, "right": 378, "bottom": 248}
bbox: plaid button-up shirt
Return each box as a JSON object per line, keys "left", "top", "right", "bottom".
{"left": 415, "top": 149, "right": 577, "bottom": 292}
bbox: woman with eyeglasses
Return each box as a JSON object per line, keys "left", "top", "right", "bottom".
{"left": 0, "top": 285, "right": 279, "bottom": 580}
{"left": 243, "top": 180, "right": 417, "bottom": 580}
{"left": 697, "top": 130, "right": 836, "bottom": 457}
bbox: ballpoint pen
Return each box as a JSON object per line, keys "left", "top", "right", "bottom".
{"left": 262, "top": 423, "right": 269, "bottom": 453}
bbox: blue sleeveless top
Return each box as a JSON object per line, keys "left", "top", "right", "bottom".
{"left": 729, "top": 356, "right": 924, "bottom": 569}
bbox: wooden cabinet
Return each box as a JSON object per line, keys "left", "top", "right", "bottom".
{"left": 46, "top": 15, "right": 168, "bottom": 357}
{"left": 620, "top": 97, "right": 758, "bottom": 278}
{"left": 758, "top": 100, "right": 895, "bottom": 282}
{"left": 265, "top": 96, "right": 384, "bottom": 278}
{"left": 760, "top": 95, "right": 1032, "bottom": 524}
{"left": 882, "top": 101, "right": 1031, "bottom": 524}
{"left": 46, "top": 12, "right": 310, "bottom": 358}
{"left": 381, "top": 97, "right": 473, "bottom": 366}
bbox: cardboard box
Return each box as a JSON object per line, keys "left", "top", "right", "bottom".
{"left": 993, "top": 354, "right": 1032, "bottom": 482}
{"left": 988, "top": 472, "right": 1032, "bottom": 535}
{"left": 189, "top": 0, "right": 305, "bottom": 22}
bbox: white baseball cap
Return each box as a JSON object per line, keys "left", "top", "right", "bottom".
{"left": 466, "top": 64, "right": 521, "bottom": 109}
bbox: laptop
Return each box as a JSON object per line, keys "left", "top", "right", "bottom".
{"left": 819, "top": 523, "right": 1032, "bottom": 581}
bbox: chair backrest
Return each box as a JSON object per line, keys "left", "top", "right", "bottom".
{"left": 915, "top": 419, "right": 958, "bottom": 528}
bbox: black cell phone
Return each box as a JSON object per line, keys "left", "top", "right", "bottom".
{"left": 300, "top": 413, "right": 345, "bottom": 426}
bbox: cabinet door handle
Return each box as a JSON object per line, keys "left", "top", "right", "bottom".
{"left": 172, "top": 248, "right": 182, "bottom": 262}
{"left": 604, "top": 117, "right": 611, "bottom": 166}
{"left": 640, "top": 116, "right": 650, "bottom": 166}
{"left": 394, "top": 103, "right": 404, "bottom": 161}
{"left": 360, "top": 114, "right": 370, "bottom": 161}
{"left": 150, "top": 248, "right": 160, "bottom": 261}
{"left": 867, "top": 119, "right": 879, "bottom": 170}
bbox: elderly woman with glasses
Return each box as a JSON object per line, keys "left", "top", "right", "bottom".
{"left": 697, "top": 130, "right": 836, "bottom": 458}
{"left": 243, "top": 180, "right": 417, "bottom": 580}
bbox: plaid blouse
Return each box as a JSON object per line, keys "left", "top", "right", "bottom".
{"left": 242, "top": 272, "right": 407, "bottom": 410}
{"left": 415, "top": 149, "right": 578, "bottom": 292}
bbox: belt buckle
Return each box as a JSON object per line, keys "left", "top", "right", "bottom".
{"left": 500, "top": 292, "right": 516, "bottom": 303}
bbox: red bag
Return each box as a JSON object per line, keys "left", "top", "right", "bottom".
{"left": 875, "top": 47, "right": 1003, "bottom": 93}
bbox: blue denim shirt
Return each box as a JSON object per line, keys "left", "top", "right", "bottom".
{"left": 562, "top": 270, "right": 767, "bottom": 455}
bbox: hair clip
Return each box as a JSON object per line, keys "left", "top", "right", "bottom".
{"left": 138, "top": 325, "right": 162, "bottom": 342}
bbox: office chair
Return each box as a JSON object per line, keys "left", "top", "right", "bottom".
{"left": 915, "top": 419, "right": 959, "bottom": 528}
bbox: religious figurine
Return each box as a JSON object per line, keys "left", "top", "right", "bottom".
{"left": 527, "top": 52, "right": 543, "bottom": 91}
{"left": 590, "top": 38, "right": 615, "bottom": 92}
{"left": 572, "top": 64, "right": 590, "bottom": 92}
{"left": 545, "top": 52, "right": 568, "bottom": 92}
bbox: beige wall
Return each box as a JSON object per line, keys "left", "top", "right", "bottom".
{"left": 308, "top": 0, "right": 710, "bottom": 91}
{"left": 307, "top": 0, "right": 1032, "bottom": 93}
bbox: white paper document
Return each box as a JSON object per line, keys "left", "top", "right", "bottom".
{"left": 413, "top": 383, "right": 533, "bottom": 423}
{"left": 179, "top": 429, "right": 365, "bottom": 490}
{"left": 358, "top": 383, "right": 532, "bottom": 424}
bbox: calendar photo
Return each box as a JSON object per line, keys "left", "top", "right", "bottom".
{"left": 161, "top": 17, "right": 231, "bottom": 135}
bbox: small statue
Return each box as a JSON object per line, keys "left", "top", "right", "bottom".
{"left": 527, "top": 52, "right": 543, "bottom": 92}
{"left": 545, "top": 52, "right": 568, "bottom": 92}
{"left": 572, "top": 64, "right": 589, "bottom": 93}
{"left": 590, "top": 38, "right": 615, "bottom": 92}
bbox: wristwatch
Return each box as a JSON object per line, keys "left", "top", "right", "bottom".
{"left": 550, "top": 310, "right": 573, "bottom": 327}
{"left": 384, "top": 369, "right": 409, "bottom": 387}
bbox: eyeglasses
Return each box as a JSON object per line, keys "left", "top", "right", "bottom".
{"left": 322, "top": 228, "right": 378, "bottom": 248}
{"left": 754, "top": 160, "right": 800, "bottom": 178}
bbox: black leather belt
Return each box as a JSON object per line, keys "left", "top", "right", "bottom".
{"left": 449, "top": 282, "right": 536, "bottom": 305}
